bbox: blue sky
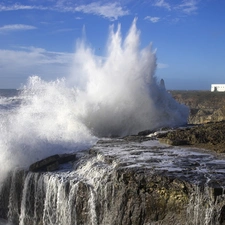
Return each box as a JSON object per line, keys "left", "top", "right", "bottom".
{"left": 0, "top": 0, "right": 225, "bottom": 90}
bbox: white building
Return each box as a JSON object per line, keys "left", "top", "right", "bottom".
{"left": 211, "top": 84, "right": 225, "bottom": 92}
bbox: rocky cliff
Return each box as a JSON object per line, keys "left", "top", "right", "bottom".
{"left": 1, "top": 91, "right": 225, "bottom": 225}
{"left": 1, "top": 135, "right": 225, "bottom": 225}
{"left": 170, "top": 91, "right": 225, "bottom": 124}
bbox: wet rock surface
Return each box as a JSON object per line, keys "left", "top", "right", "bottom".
{"left": 93, "top": 137, "right": 225, "bottom": 188}
{"left": 2, "top": 128, "right": 225, "bottom": 224}
{"left": 29, "top": 153, "right": 76, "bottom": 172}
{"left": 85, "top": 137, "right": 225, "bottom": 224}
{"left": 157, "top": 121, "right": 225, "bottom": 153}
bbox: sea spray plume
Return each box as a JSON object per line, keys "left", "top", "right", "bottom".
{"left": 0, "top": 76, "right": 96, "bottom": 186}
{"left": 71, "top": 18, "right": 189, "bottom": 137}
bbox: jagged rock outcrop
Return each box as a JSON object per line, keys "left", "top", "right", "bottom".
{"left": 170, "top": 91, "right": 225, "bottom": 124}
{"left": 157, "top": 121, "right": 225, "bottom": 153}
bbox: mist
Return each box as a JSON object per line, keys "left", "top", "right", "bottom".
{"left": 69, "top": 18, "right": 189, "bottom": 136}
{"left": 0, "top": 18, "right": 188, "bottom": 185}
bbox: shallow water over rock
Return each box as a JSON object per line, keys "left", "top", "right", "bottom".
{"left": 1, "top": 138, "right": 225, "bottom": 225}
{"left": 94, "top": 138, "right": 225, "bottom": 187}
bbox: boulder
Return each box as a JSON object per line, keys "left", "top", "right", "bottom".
{"left": 29, "top": 154, "right": 76, "bottom": 172}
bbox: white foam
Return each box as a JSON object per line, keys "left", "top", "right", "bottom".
{"left": 69, "top": 18, "right": 189, "bottom": 136}
{"left": 0, "top": 19, "right": 189, "bottom": 185}
{"left": 0, "top": 77, "right": 96, "bottom": 185}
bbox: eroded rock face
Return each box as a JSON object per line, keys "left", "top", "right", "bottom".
{"left": 1, "top": 137, "right": 225, "bottom": 225}
{"left": 95, "top": 168, "right": 192, "bottom": 225}
{"left": 170, "top": 91, "right": 225, "bottom": 124}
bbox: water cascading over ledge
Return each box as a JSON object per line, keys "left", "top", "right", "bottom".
{"left": 1, "top": 138, "right": 225, "bottom": 225}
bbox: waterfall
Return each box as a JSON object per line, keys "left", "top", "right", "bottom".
{"left": 1, "top": 141, "right": 225, "bottom": 225}
{"left": 186, "top": 185, "right": 225, "bottom": 225}
{"left": 0, "top": 151, "right": 116, "bottom": 225}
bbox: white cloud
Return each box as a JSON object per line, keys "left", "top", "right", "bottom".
{"left": 0, "top": 3, "right": 46, "bottom": 11}
{"left": 0, "top": 24, "right": 37, "bottom": 33}
{"left": 152, "top": 0, "right": 200, "bottom": 15}
{"left": 176, "top": 0, "right": 199, "bottom": 14}
{"left": 145, "top": 16, "right": 160, "bottom": 23}
{"left": 74, "top": 2, "right": 129, "bottom": 20}
{"left": 16, "top": 46, "right": 73, "bottom": 64}
{"left": 0, "top": 47, "right": 73, "bottom": 88}
{"left": 153, "top": 0, "right": 171, "bottom": 10}
{"left": 0, "top": 2, "right": 128, "bottom": 20}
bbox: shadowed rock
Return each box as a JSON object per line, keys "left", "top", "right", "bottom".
{"left": 29, "top": 154, "right": 76, "bottom": 172}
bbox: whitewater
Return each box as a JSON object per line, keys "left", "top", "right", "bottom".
{"left": 0, "top": 19, "right": 188, "bottom": 185}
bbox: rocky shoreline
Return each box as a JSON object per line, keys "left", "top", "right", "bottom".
{"left": 170, "top": 90, "right": 225, "bottom": 124}
{"left": 2, "top": 121, "right": 225, "bottom": 224}
{"left": 160, "top": 90, "right": 225, "bottom": 154}
{"left": 1, "top": 91, "right": 225, "bottom": 225}
{"left": 2, "top": 132, "right": 225, "bottom": 225}
{"left": 156, "top": 121, "right": 225, "bottom": 153}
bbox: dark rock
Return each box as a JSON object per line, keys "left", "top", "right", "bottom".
{"left": 46, "top": 161, "right": 59, "bottom": 172}
{"left": 123, "top": 135, "right": 154, "bottom": 142}
{"left": 29, "top": 154, "right": 60, "bottom": 172}
{"left": 138, "top": 129, "right": 155, "bottom": 136}
{"left": 58, "top": 153, "right": 76, "bottom": 164}
{"left": 158, "top": 121, "right": 225, "bottom": 153}
{"left": 29, "top": 154, "right": 76, "bottom": 172}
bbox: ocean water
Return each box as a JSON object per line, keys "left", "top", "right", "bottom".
{"left": 0, "top": 19, "right": 189, "bottom": 186}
